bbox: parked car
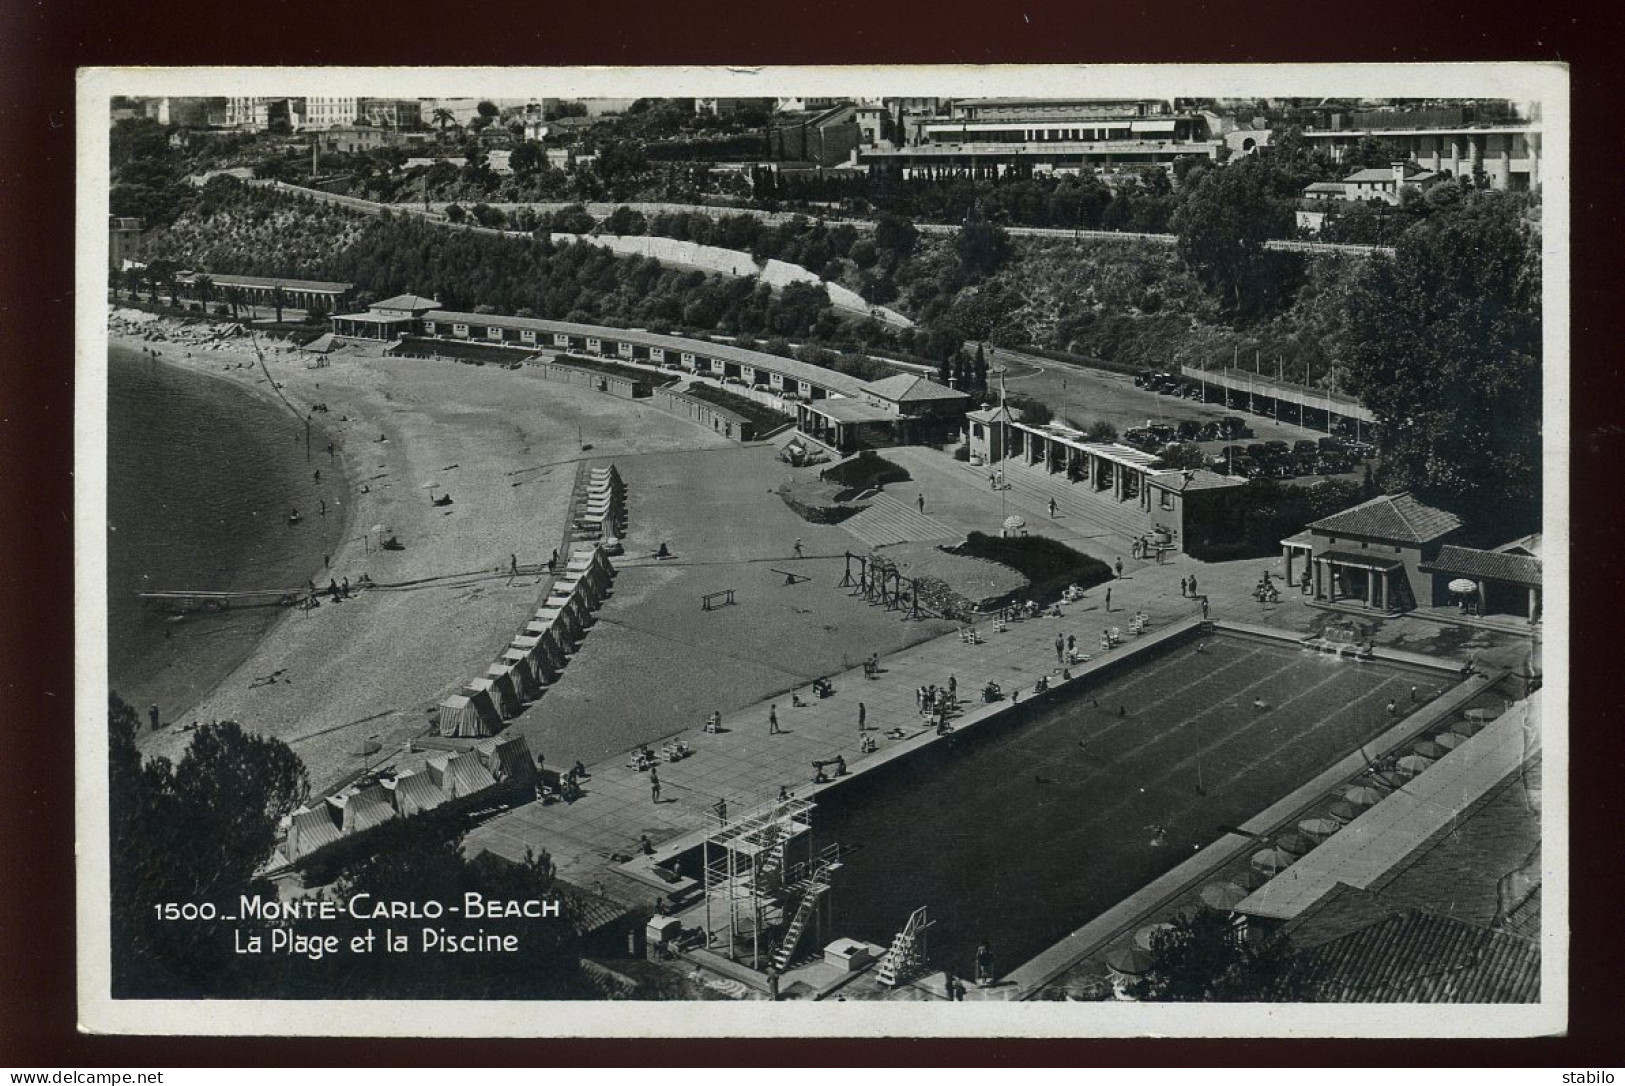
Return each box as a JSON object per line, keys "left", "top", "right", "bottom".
{"left": 1221, "top": 416, "right": 1249, "bottom": 439}
{"left": 1265, "top": 440, "right": 1291, "bottom": 458}
{"left": 1177, "top": 421, "right": 1202, "bottom": 441}
{"left": 1148, "top": 424, "right": 1177, "bottom": 444}
{"left": 1318, "top": 436, "right": 1347, "bottom": 453}
{"left": 1293, "top": 440, "right": 1320, "bottom": 459}
{"left": 1198, "top": 422, "right": 1224, "bottom": 442}
{"left": 1344, "top": 439, "right": 1377, "bottom": 458}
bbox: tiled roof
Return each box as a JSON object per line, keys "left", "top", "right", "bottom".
{"left": 370, "top": 293, "right": 441, "bottom": 312}
{"left": 1423, "top": 545, "right": 1542, "bottom": 588}
{"left": 1304, "top": 181, "right": 1349, "bottom": 193}
{"left": 1344, "top": 168, "right": 1399, "bottom": 183}
{"left": 1152, "top": 468, "right": 1246, "bottom": 493}
{"left": 860, "top": 373, "right": 970, "bottom": 403}
{"left": 1298, "top": 910, "right": 1540, "bottom": 1003}
{"left": 1308, "top": 493, "right": 1462, "bottom": 544}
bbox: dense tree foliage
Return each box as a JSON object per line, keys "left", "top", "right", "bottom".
{"left": 1128, "top": 907, "right": 1311, "bottom": 1001}
{"left": 1172, "top": 157, "right": 1297, "bottom": 318}
{"left": 1327, "top": 190, "right": 1541, "bottom": 523}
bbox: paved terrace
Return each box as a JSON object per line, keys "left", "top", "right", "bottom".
{"left": 465, "top": 580, "right": 1211, "bottom": 898}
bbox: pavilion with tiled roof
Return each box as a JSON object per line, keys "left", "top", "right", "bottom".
{"left": 1285, "top": 492, "right": 1463, "bottom": 614}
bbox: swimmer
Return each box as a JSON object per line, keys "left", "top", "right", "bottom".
{"left": 1253, "top": 698, "right": 1269, "bottom": 711}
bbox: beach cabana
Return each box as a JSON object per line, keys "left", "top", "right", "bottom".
{"left": 341, "top": 783, "right": 399, "bottom": 836}
{"left": 438, "top": 689, "right": 503, "bottom": 738}
{"left": 536, "top": 604, "right": 583, "bottom": 644}
{"left": 393, "top": 771, "right": 449, "bottom": 817}
{"left": 500, "top": 647, "right": 545, "bottom": 687}
{"left": 286, "top": 801, "right": 344, "bottom": 862}
{"left": 475, "top": 733, "right": 539, "bottom": 787}
{"left": 466, "top": 675, "right": 521, "bottom": 720}
{"left": 488, "top": 658, "right": 541, "bottom": 701}
{"left": 427, "top": 751, "right": 498, "bottom": 800}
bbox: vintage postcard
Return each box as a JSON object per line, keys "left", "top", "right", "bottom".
{"left": 76, "top": 63, "right": 1567, "bottom": 1037}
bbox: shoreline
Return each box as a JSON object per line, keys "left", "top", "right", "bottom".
{"left": 108, "top": 336, "right": 361, "bottom": 725}
{"left": 107, "top": 308, "right": 717, "bottom": 797}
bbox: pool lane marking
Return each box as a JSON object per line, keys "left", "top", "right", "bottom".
{"left": 1188, "top": 671, "right": 1428, "bottom": 806}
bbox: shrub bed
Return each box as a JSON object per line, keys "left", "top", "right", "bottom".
{"left": 818, "top": 449, "right": 911, "bottom": 491}
{"left": 684, "top": 382, "right": 793, "bottom": 434}
{"left": 553, "top": 353, "right": 680, "bottom": 387}
{"left": 944, "top": 531, "right": 1113, "bottom": 605}
{"left": 777, "top": 480, "right": 868, "bottom": 524}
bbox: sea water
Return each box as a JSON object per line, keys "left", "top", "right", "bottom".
{"left": 106, "top": 345, "right": 347, "bottom": 722}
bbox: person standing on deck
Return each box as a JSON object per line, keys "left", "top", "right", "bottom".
{"left": 1055, "top": 635, "right": 1065, "bottom": 664}
{"left": 858, "top": 702, "right": 867, "bottom": 733}
{"left": 1115, "top": 557, "right": 1124, "bottom": 578}
{"left": 769, "top": 705, "right": 780, "bottom": 734}
{"left": 649, "top": 765, "right": 661, "bottom": 803}
{"left": 794, "top": 538, "right": 803, "bottom": 558}
{"left": 917, "top": 492, "right": 926, "bottom": 514}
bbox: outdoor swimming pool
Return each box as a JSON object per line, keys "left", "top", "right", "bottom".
{"left": 807, "top": 628, "right": 1458, "bottom": 980}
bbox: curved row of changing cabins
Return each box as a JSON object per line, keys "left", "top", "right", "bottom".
{"left": 438, "top": 467, "right": 625, "bottom": 739}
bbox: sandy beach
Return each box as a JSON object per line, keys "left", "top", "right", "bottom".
{"left": 110, "top": 311, "right": 732, "bottom": 795}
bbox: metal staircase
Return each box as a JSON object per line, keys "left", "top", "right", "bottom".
{"left": 770, "top": 859, "right": 835, "bottom": 971}
{"left": 876, "top": 905, "right": 934, "bottom": 987}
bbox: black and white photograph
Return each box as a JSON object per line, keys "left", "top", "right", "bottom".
{"left": 75, "top": 65, "right": 1567, "bottom": 1037}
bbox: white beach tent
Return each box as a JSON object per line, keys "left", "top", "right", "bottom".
{"left": 475, "top": 733, "right": 539, "bottom": 786}
{"left": 488, "top": 657, "right": 541, "bottom": 701}
{"left": 286, "top": 800, "right": 344, "bottom": 862}
{"left": 340, "top": 782, "right": 399, "bottom": 836}
{"left": 437, "top": 688, "right": 503, "bottom": 738}
{"left": 466, "top": 675, "right": 521, "bottom": 721}
{"left": 428, "top": 751, "right": 498, "bottom": 800}
{"left": 392, "top": 770, "right": 449, "bottom": 817}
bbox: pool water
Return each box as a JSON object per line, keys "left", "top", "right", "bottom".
{"left": 809, "top": 631, "right": 1453, "bottom": 979}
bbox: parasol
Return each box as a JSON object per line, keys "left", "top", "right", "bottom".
{"left": 1394, "top": 753, "right": 1436, "bottom": 776}
{"left": 1299, "top": 817, "right": 1342, "bottom": 838}
{"left": 1342, "top": 783, "right": 1389, "bottom": 806}
{"left": 1452, "top": 718, "right": 1487, "bottom": 737}
{"left": 1412, "top": 739, "right": 1445, "bottom": 760}
{"left": 1002, "top": 514, "right": 1026, "bottom": 533}
{"left": 1326, "top": 800, "right": 1360, "bottom": 823}
{"left": 1251, "top": 846, "right": 1297, "bottom": 874}
{"left": 1200, "top": 881, "right": 1250, "bottom": 911}
{"left": 1447, "top": 578, "right": 1478, "bottom": 595}
{"left": 1105, "top": 943, "right": 1154, "bottom": 976}
{"left": 1435, "top": 731, "right": 1467, "bottom": 750}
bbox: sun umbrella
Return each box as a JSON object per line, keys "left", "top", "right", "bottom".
{"left": 1451, "top": 718, "right": 1487, "bottom": 737}
{"left": 1435, "top": 731, "right": 1467, "bottom": 751}
{"left": 1413, "top": 739, "right": 1445, "bottom": 760}
{"left": 1273, "top": 831, "right": 1314, "bottom": 856}
{"left": 1002, "top": 514, "right": 1026, "bottom": 533}
{"left": 1342, "top": 783, "right": 1389, "bottom": 806}
{"left": 1447, "top": 578, "right": 1478, "bottom": 595}
{"left": 1167, "top": 904, "right": 1203, "bottom": 927}
{"left": 1299, "top": 817, "right": 1342, "bottom": 838}
{"left": 1105, "top": 943, "right": 1154, "bottom": 976}
{"left": 1201, "top": 881, "right": 1250, "bottom": 911}
{"left": 1251, "top": 846, "right": 1297, "bottom": 874}
{"left": 1394, "top": 754, "right": 1436, "bottom": 776}
{"left": 1326, "top": 800, "right": 1360, "bottom": 823}
{"left": 1464, "top": 706, "right": 1499, "bottom": 723}
{"left": 1134, "top": 922, "right": 1176, "bottom": 952}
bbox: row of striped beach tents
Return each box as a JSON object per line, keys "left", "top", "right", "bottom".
{"left": 574, "top": 464, "right": 627, "bottom": 544}
{"left": 283, "top": 733, "right": 539, "bottom": 863}
{"left": 436, "top": 539, "right": 618, "bottom": 739}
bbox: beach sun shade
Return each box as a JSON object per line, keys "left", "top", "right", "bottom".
{"left": 1463, "top": 706, "right": 1500, "bottom": 723}
{"left": 1326, "top": 800, "right": 1360, "bottom": 823}
{"left": 1451, "top": 718, "right": 1488, "bottom": 737}
{"left": 1412, "top": 739, "right": 1446, "bottom": 760}
{"left": 1298, "top": 817, "right": 1342, "bottom": 838}
{"left": 1273, "top": 831, "right": 1313, "bottom": 856}
{"left": 1435, "top": 731, "right": 1467, "bottom": 750}
{"left": 1200, "top": 881, "right": 1250, "bottom": 911}
{"left": 1251, "top": 847, "right": 1297, "bottom": 874}
{"left": 1105, "top": 943, "right": 1155, "bottom": 976}
{"left": 1394, "top": 754, "right": 1436, "bottom": 776}
{"left": 1341, "top": 783, "right": 1389, "bottom": 807}
{"left": 1447, "top": 578, "right": 1478, "bottom": 595}
{"left": 1003, "top": 515, "right": 1026, "bottom": 532}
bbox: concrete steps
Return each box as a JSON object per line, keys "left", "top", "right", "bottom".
{"left": 842, "top": 492, "right": 956, "bottom": 550}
